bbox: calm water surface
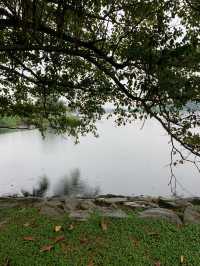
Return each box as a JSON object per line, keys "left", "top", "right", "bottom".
{"left": 0, "top": 119, "right": 199, "bottom": 197}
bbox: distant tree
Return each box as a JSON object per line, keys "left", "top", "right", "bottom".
{"left": 0, "top": 1, "right": 199, "bottom": 173}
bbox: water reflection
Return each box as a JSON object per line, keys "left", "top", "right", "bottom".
{"left": 20, "top": 169, "right": 100, "bottom": 198}
{"left": 21, "top": 175, "right": 49, "bottom": 197}
{"left": 53, "top": 168, "right": 100, "bottom": 198}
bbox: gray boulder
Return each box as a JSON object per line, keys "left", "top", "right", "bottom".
{"left": 158, "top": 197, "right": 190, "bottom": 210}
{"left": 0, "top": 197, "right": 43, "bottom": 209}
{"left": 69, "top": 210, "right": 91, "bottom": 221}
{"left": 124, "top": 201, "right": 158, "bottom": 210}
{"left": 63, "top": 198, "right": 80, "bottom": 211}
{"left": 39, "top": 203, "right": 65, "bottom": 218}
{"left": 95, "top": 197, "right": 128, "bottom": 205}
{"left": 124, "top": 202, "right": 147, "bottom": 209}
{"left": 184, "top": 206, "right": 200, "bottom": 224}
{"left": 41, "top": 199, "right": 64, "bottom": 209}
{"left": 69, "top": 207, "right": 128, "bottom": 221}
{"left": 76, "top": 200, "right": 96, "bottom": 210}
{"left": 63, "top": 198, "right": 96, "bottom": 211}
{"left": 138, "top": 208, "right": 182, "bottom": 225}
{"left": 99, "top": 207, "right": 128, "bottom": 218}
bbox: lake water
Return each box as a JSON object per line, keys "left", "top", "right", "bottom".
{"left": 0, "top": 118, "right": 199, "bottom": 197}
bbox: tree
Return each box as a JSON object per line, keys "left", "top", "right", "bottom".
{"left": 0, "top": 0, "right": 199, "bottom": 174}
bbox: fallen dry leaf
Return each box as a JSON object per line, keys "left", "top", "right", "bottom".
{"left": 54, "top": 235, "right": 65, "bottom": 244}
{"left": 54, "top": 225, "right": 62, "bottom": 232}
{"left": 180, "top": 255, "right": 185, "bottom": 264}
{"left": 79, "top": 237, "right": 89, "bottom": 245}
{"left": 100, "top": 220, "right": 108, "bottom": 231}
{"left": 40, "top": 245, "right": 54, "bottom": 252}
{"left": 23, "top": 236, "right": 35, "bottom": 241}
{"left": 87, "top": 259, "right": 94, "bottom": 266}
{"left": 68, "top": 223, "right": 74, "bottom": 230}
{"left": 154, "top": 261, "right": 161, "bottom": 266}
{"left": 23, "top": 219, "right": 37, "bottom": 228}
{"left": 23, "top": 222, "right": 30, "bottom": 227}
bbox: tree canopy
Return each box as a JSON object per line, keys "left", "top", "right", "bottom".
{"left": 0, "top": 0, "right": 200, "bottom": 161}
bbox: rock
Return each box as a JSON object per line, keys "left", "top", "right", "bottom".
{"left": 0, "top": 197, "right": 43, "bottom": 209}
{"left": 76, "top": 200, "right": 96, "bottom": 210}
{"left": 95, "top": 197, "right": 128, "bottom": 205}
{"left": 0, "top": 200, "right": 19, "bottom": 209}
{"left": 39, "top": 204, "right": 65, "bottom": 218}
{"left": 184, "top": 206, "right": 200, "bottom": 224}
{"left": 158, "top": 197, "right": 190, "bottom": 210}
{"left": 63, "top": 198, "right": 96, "bottom": 211}
{"left": 129, "top": 196, "right": 157, "bottom": 203}
{"left": 43, "top": 199, "right": 64, "bottom": 209}
{"left": 138, "top": 208, "right": 182, "bottom": 225}
{"left": 14, "top": 197, "right": 43, "bottom": 204}
{"left": 33, "top": 199, "right": 65, "bottom": 211}
{"left": 124, "top": 200, "right": 158, "bottom": 210}
{"left": 46, "top": 196, "right": 66, "bottom": 203}
{"left": 69, "top": 207, "right": 128, "bottom": 221}
{"left": 63, "top": 198, "right": 80, "bottom": 211}
{"left": 69, "top": 210, "right": 91, "bottom": 221}
{"left": 175, "top": 199, "right": 192, "bottom": 208}
{"left": 124, "top": 202, "right": 148, "bottom": 210}
{"left": 98, "top": 207, "right": 128, "bottom": 218}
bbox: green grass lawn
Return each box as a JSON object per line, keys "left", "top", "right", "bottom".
{"left": 0, "top": 207, "right": 199, "bottom": 266}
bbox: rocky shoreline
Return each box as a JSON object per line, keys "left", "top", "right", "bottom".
{"left": 1, "top": 195, "right": 200, "bottom": 225}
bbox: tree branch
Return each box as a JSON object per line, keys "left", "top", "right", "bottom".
{"left": 185, "top": 0, "right": 200, "bottom": 12}
{"left": 0, "top": 64, "right": 38, "bottom": 84}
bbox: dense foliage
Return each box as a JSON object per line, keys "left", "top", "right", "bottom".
{"left": 0, "top": 0, "right": 199, "bottom": 158}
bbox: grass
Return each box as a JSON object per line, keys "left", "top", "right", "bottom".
{"left": 0, "top": 207, "right": 200, "bottom": 266}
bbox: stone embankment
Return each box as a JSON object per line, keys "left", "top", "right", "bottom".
{"left": 1, "top": 195, "right": 200, "bottom": 225}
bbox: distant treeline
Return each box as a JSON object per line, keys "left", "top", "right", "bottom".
{"left": 0, "top": 116, "right": 23, "bottom": 133}
{"left": 0, "top": 114, "right": 80, "bottom": 134}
